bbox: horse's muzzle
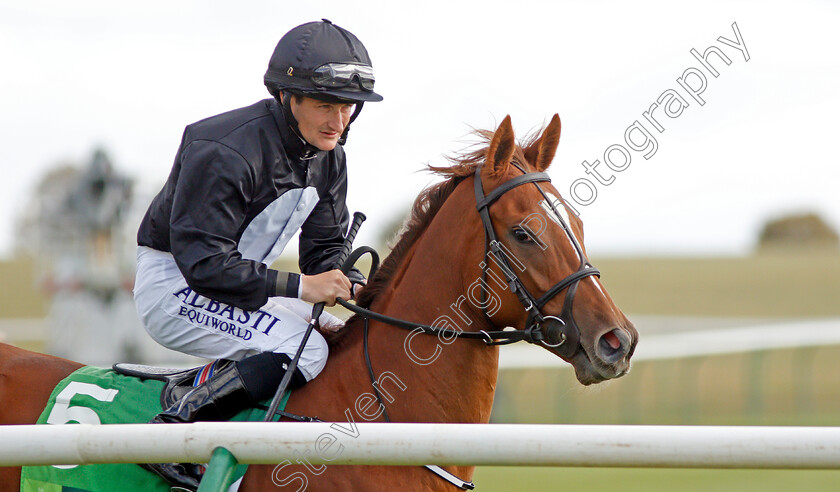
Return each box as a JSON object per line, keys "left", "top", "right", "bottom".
{"left": 591, "top": 327, "right": 634, "bottom": 380}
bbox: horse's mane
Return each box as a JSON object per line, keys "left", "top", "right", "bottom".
{"left": 350, "top": 176, "right": 461, "bottom": 310}
{"left": 321, "top": 126, "right": 539, "bottom": 344}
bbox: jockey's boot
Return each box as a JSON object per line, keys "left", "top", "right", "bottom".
{"left": 142, "top": 352, "right": 308, "bottom": 491}
{"left": 155, "top": 362, "right": 251, "bottom": 424}
{"left": 141, "top": 362, "right": 250, "bottom": 491}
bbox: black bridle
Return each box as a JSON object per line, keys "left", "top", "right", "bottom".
{"left": 331, "top": 164, "right": 602, "bottom": 490}
{"left": 473, "top": 161, "right": 601, "bottom": 358}
{"left": 337, "top": 163, "right": 601, "bottom": 356}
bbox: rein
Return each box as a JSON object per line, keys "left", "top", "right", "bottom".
{"left": 336, "top": 299, "right": 537, "bottom": 344}
{"left": 337, "top": 245, "right": 539, "bottom": 345}
{"left": 333, "top": 165, "right": 600, "bottom": 491}
{"left": 338, "top": 164, "right": 601, "bottom": 353}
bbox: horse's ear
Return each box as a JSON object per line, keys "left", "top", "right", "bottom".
{"left": 485, "top": 115, "right": 516, "bottom": 177}
{"left": 525, "top": 114, "right": 562, "bottom": 172}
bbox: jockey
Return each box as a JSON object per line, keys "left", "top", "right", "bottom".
{"left": 133, "top": 19, "right": 382, "bottom": 489}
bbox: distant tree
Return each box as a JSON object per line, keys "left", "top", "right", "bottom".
{"left": 757, "top": 212, "right": 839, "bottom": 252}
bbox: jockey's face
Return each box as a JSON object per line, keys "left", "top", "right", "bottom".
{"left": 286, "top": 93, "right": 354, "bottom": 151}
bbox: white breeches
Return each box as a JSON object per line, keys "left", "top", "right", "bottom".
{"left": 133, "top": 246, "right": 337, "bottom": 381}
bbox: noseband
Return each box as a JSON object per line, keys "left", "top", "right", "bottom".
{"left": 331, "top": 164, "right": 601, "bottom": 490}
{"left": 337, "top": 164, "right": 601, "bottom": 357}
{"left": 473, "top": 162, "right": 600, "bottom": 358}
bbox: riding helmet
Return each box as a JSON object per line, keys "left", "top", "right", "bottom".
{"left": 264, "top": 19, "right": 383, "bottom": 103}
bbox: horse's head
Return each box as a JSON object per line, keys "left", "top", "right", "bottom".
{"left": 466, "top": 115, "right": 638, "bottom": 385}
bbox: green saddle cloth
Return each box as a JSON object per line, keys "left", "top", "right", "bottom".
{"left": 20, "top": 365, "right": 290, "bottom": 492}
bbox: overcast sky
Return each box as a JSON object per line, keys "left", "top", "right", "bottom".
{"left": 1, "top": 0, "right": 838, "bottom": 258}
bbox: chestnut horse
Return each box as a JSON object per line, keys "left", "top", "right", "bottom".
{"left": 0, "top": 115, "right": 637, "bottom": 491}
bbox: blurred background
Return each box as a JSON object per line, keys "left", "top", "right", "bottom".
{"left": 1, "top": 1, "right": 839, "bottom": 490}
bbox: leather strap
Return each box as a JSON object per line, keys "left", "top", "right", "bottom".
{"left": 475, "top": 172, "right": 551, "bottom": 210}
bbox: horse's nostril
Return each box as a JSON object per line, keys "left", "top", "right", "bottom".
{"left": 591, "top": 329, "right": 633, "bottom": 380}
{"left": 598, "top": 330, "right": 625, "bottom": 360}
{"left": 603, "top": 331, "right": 621, "bottom": 350}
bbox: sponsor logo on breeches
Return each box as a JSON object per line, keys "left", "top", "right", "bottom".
{"left": 173, "top": 287, "right": 281, "bottom": 341}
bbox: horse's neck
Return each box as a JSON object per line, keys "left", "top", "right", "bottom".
{"left": 363, "top": 226, "right": 500, "bottom": 424}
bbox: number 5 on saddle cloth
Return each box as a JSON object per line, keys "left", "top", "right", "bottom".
{"left": 20, "top": 363, "right": 290, "bottom": 492}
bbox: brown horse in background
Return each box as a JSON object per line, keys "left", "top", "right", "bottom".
{"left": 0, "top": 115, "right": 637, "bottom": 491}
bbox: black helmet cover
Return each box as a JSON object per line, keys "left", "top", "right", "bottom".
{"left": 264, "top": 19, "right": 383, "bottom": 104}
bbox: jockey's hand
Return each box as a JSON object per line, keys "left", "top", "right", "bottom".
{"left": 300, "top": 270, "right": 352, "bottom": 306}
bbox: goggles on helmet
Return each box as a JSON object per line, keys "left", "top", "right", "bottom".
{"left": 310, "top": 63, "right": 375, "bottom": 91}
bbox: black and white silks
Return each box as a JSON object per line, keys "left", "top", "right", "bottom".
{"left": 138, "top": 98, "right": 364, "bottom": 312}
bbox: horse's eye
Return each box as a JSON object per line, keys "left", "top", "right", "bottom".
{"left": 512, "top": 227, "right": 533, "bottom": 244}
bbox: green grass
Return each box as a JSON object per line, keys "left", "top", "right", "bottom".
{"left": 4, "top": 251, "right": 839, "bottom": 320}
{"left": 0, "top": 256, "right": 47, "bottom": 318}
{"left": 492, "top": 345, "right": 840, "bottom": 426}
{"left": 483, "top": 343, "right": 840, "bottom": 491}
{"left": 592, "top": 253, "right": 840, "bottom": 318}
{"left": 471, "top": 467, "right": 840, "bottom": 492}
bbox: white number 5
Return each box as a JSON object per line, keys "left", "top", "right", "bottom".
{"left": 45, "top": 381, "right": 119, "bottom": 469}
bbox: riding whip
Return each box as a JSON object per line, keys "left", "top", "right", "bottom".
{"left": 263, "top": 211, "right": 366, "bottom": 422}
